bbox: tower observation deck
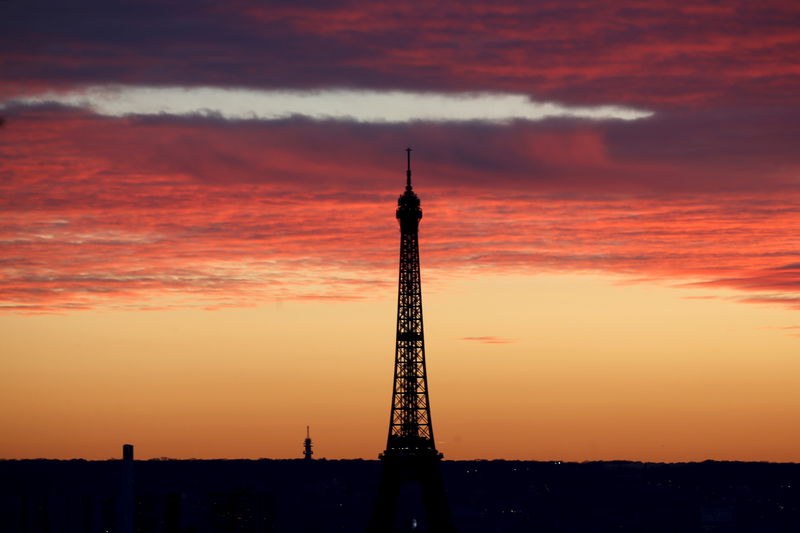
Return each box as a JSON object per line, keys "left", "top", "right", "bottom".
{"left": 368, "top": 149, "right": 455, "bottom": 533}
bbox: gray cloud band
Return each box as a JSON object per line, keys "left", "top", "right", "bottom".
{"left": 4, "top": 86, "right": 653, "bottom": 123}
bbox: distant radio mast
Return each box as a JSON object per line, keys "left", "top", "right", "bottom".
{"left": 303, "top": 426, "right": 313, "bottom": 461}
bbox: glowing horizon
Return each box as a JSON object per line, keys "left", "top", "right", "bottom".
{"left": 3, "top": 273, "right": 799, "bottom": 462}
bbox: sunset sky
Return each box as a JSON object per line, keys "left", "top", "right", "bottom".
{"left": 2, "top": 1, "right": 799, "bottom": 462}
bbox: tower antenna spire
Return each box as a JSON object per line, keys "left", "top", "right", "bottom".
{"left": 406, "top": 147, "right": 412, "bottom": 189}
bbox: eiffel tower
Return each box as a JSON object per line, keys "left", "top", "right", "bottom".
{"left": 367, "top": 149, "right": 456, "bottom": 533}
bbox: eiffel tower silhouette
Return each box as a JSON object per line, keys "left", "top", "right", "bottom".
{"left": 367, "top": 149, "right": 456, "bottom": 533}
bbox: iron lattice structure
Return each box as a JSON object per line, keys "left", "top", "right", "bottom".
{"left": 386, "top": 148, "right": 437, "bottom": 455}
{"left": 368, "top": 149, "right": 455, "bottom": 533}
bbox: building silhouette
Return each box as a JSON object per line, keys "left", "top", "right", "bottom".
{"left": 120, "top": 444, "right": 135, "bottom": 533}
{"left": 368, "top": 149, "right": 456, "bottom": 533}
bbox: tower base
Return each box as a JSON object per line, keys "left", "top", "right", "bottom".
{"left": 367, "top": 451, "right": 456, "bottom": 533}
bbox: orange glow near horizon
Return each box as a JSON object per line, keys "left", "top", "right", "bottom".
{"left": 2, "top": 274, "right": 798, "bottom": 462}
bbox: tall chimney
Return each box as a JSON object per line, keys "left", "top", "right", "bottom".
{"left": 119, "top": 444, "right": 135, "bottom": 533}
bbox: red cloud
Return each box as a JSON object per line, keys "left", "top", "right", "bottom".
{"left": 2, "top": 106, "right": 799, "bottom": 312}
{"left": 3, "top": 1, "right": 800, "bottom": 109}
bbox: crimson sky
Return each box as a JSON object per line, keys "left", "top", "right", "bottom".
{"left": 2, "top": 1, "right": 799, "bottom": 313}
{"left": 1, "top": 1, "right": 800, "bottom": 460}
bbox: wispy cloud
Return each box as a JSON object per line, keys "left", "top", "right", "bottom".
{"left": 4, "top": 86, "right": 653, "bottom": 123}
{"left": 1, "top": 108, "right": 799, "bottom": 313}
{"left": 460, "top": 336, "right": 518, "bottom": 344}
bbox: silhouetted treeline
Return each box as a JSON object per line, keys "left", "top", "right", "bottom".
{"left": 1, "top": 458, "right": 799, "bottom": 532}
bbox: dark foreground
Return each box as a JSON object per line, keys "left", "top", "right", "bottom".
{"left": 2, "top": 458, "right": 799, "bottom": 532}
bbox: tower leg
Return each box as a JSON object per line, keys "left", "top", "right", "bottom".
{"left": 368, "top": 466, "right": 401, "bottom": 533}
{"left": 368, "top": 455, "right": 456, "bottom": 533}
